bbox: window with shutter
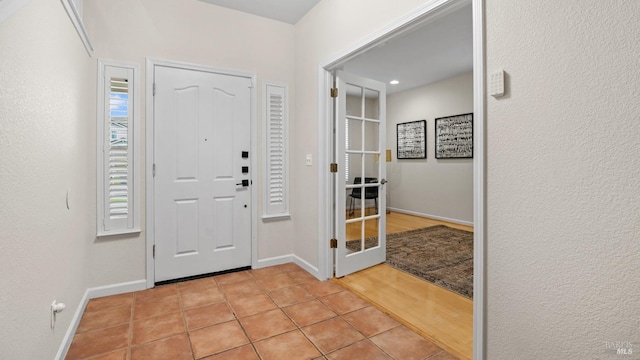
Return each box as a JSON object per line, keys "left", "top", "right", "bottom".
{"left": 263, "top": 82, "right": 290, "bottom": 220}
{"left": 345, "top": 120, "right": 350, "bottom": 182}
{"left": 97, "top": 60, "right": 140, "bottom": 236}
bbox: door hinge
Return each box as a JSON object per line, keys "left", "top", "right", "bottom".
{"left": 330, "top": 163, "right": 338, "bottom": 173}
{"left": 330, "top": 239, "right": 337, "bottom": 248}
{"left": 153, "top": 83, "right": 156, "bottom": 96}
{"left": 330, "top": 88, "right": 338, "bottom": 98}
{"left": 152, "top": 245, "right": 155, "bottom": 258}
{"left": 153, "top": 163, "right": 156, "bottom": 177}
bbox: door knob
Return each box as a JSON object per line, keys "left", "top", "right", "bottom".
{"left": 236, "top": 179, "right": 249, "bottom": 187}
{"left": 380, "top": 179, "right": 388, "bottom": 184}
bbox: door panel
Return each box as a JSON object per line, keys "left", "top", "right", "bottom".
{"left": 336, "top": 71, "right": 387, "bottom": 277}
{"left": 154, "top": 65, "right": 252, "bottom": 282}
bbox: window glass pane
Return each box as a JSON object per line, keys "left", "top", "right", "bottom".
{"left": 364, "top": 120, "right": 379, "bottom": 152}
{"left": 345, "top": 85, "right": 362, "bottom": 118}
{"left": 364, "top": 218, "right": 380, "bottom": 249}
{"left": 364, "top": 88, "right": 379, "bottom": 120}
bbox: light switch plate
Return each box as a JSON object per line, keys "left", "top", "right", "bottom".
{"left": 489, "top": 69, "right": 505, "bottom": 97}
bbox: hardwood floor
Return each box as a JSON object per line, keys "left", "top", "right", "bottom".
{"left": 346, "top": 209, "right": 472, "bottom": 241}
{"left": 337, "top": 211, "right": 474, "bottom": 360}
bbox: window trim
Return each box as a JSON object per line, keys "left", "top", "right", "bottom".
{"left": 262, "top": 81, "right": 291, "bottom": 221}
{"left": 97, "top": 59, "right": 141, "bottom": 237}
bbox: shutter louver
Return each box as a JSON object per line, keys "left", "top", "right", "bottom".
{"left": 98, "top": 60, "right": 139, "bottom": 236}
{"left": 109, "top": 78, "right": 130, "bottom": 219}
{"left": 264, "top": 83, "right": 289, "bottom": 218}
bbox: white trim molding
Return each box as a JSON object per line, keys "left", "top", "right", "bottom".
{"left": 256, "top": 255, "right": 323, "bottom": 281}
{"left": 388, "top": 207, "right": 474, "bottom": 227}
{"left": 262, "top": 81, "right": 291, "bottom": 221}
{"left": 96, "top": 59, "right": 142, "bottom": 238}
{"left": 472, "top": 0, "right": 486, "bottom": 358}
{"left": 60, "top": 0, "right": 93, "bottom": 56}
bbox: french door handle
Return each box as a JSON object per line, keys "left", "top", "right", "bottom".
{"left": 380, "top": 179, "right": 388, "bottom": 185}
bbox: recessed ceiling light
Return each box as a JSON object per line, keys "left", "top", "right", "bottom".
{"left": 390, "top": 80, "right": 400, "bottom": 85}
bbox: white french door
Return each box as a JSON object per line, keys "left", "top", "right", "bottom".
{"left": 153, "top": 65, "right": 252, "bottom": 282}
{"left": 335, "top": 71, "right": 387, "bottom": 277}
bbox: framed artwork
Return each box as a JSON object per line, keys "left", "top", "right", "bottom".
{"left": 435, "top": 113, "right": 473, "bottom": 159}
{"left": 397, "top": 120, "right": 426, "bottom": 159}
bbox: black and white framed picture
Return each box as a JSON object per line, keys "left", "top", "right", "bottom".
{"left": 435, "top": 113, "right": 473, "bottom": 159}
{"left": 397, "top": 120, "right": 426, "bottom": 159}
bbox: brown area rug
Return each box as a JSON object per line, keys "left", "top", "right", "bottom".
{"left": 347, "top": 225, "right": 473, "bottom": 299}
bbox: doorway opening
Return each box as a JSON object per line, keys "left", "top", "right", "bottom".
{"left": 318, "top": 0, "right": 484, "bottom": 359}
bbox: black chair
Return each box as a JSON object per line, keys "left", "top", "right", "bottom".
{"left": 348, "top": 177, "right": 378, "bottom": 216}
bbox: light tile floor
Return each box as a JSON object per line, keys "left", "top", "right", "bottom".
{"left": 66, "top": 263, "right": 458, "bottom": 360}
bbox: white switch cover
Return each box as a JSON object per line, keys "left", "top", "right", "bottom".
{"left": 489, "top": 69, "right": 505, "bottom": 97}
{"left": 305, "top": 154, "right": 312, "bottom": 166}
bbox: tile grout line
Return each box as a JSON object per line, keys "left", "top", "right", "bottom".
{"left": 214, "top": 273, "right": 263, "bottom": 360}
{"left": 175, "top": 283, "right": 197, "bottom": 360}
{"left": 261, "top": 270, "right": 326, "bottom": 358}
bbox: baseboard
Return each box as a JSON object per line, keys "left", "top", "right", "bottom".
{"left": 55, "top": 279, "right": 147, "bottom": 360}
{"left": 86, "top": 279, "right": 148, "bottom": 299}
{"left": 388, "top": 207, "right": 473, "bottom": 227}
{"left": 256, "top": 254, "right": 295, "bottom": 269}
{"left": 256, "top": 254, "right": 323, "bottom": 281}
{"left": 291, "top": 255, "right": 323, "bottom": 280}
{"left": 54, "top": 288, "right": 90, "bottom": 360}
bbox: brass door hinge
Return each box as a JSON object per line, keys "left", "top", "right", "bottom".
{"left": 330, "top": 88, "right": 338, "bottom": 98}
{"left": 330, "top": 239, "right": 337, "bottom": 248}
{"left": 330, "top": 163, "right": 338, "bottom": 173}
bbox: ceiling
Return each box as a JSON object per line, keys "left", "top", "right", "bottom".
{"left": 343, "top": 4, "right": 473, "bottom": 94}
{"left": 199, "top": 0, "right": 321, "bottom": 25}
{"left": 199, "top": 1, "right": 472, "bottom": 94}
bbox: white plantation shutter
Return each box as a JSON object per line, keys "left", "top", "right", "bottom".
{"left": 108, "top": 77, "right": 130, "bottom": 220}
{"left": 263, "top": 83, "right": 290, "bottom": 219}
{"left": 97, "top": 61, "right": 140, "bottom": 236}
{"left": 345, "top": 120, "right": 349, "bottom": 182}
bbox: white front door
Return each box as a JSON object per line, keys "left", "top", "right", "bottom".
{"left": 335, "top": 71, "right": 387, "bottom": 277}
{"left": 153, "top": 65, "right": 252, "bottom": 282}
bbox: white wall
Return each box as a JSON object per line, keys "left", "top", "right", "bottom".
{"left": 485, "top": 1, "right": 640, "bottom": 358}
{"left": 0, "top": 0, "right": 94, "bottom": 358}
{"left": 84, "top": 0, "right": 297, "bottom": 287}
{"left": 294, "top": 0, "right": 429, "bottom": 272}
{"left": 387, "top": 72, "right": 473, "bottom": 223}
{"left": 297, "top": 0, "right": 639, "bottom": 358}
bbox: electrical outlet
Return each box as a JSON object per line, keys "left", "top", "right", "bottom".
{"left": 305, "top": 154, "right": 312, "bottom": 166}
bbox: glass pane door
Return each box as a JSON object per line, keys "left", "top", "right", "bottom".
{"left": 335, "top": 71, "right": 386, "bottom": 277}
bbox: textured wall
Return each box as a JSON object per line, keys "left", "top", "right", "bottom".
{"left": 84, "top": 0, "right": 296, "bottom": 287}
{"left": 0, "top": 0, "right": 94, "bottom": 358}
{"left": 387, "top": 72, "right": 473, "bottom": 223}
{"left": 293, "top": 0, "right": 432, "bottom": 270}
{"left": 485, "top": 0, "right": 640, "bottom": 358}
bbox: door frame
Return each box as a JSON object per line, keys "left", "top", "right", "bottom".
{"left": 316, "top": 0, "right": 485, "bottom": 358}
{"left": 145, "top": 58, "right": 258, "bottom": 288}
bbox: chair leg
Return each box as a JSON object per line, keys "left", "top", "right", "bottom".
{"left": 349, "top": 197, "right": 354, "bottom": 217}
